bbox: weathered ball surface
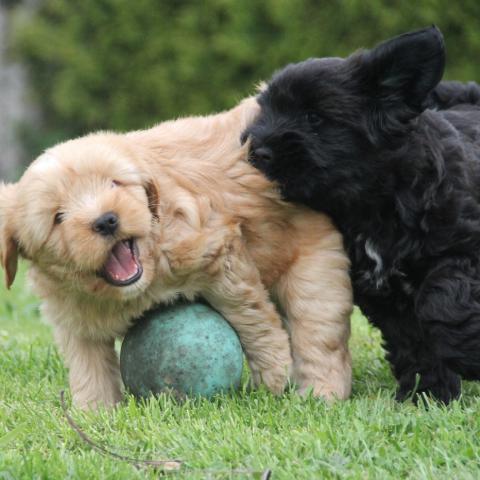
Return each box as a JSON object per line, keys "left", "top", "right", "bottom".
{"left": 120, "top": 303, "right": 243, "bottom": 399}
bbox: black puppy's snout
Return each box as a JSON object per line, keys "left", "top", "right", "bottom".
{"left": 92, "top": 211, "right": 119, "bottom": 236}
{"left": 251, "top": 146, "right": 273, "bottom": 165}
{"left": 240, "top": 130, "right": 250, "bottom": 145}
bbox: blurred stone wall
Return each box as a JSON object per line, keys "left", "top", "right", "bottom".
{"left": 0, "top": 4, "right": 36, "bottom": 181}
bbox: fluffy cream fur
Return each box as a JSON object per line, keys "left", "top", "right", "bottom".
{"left": 0, "top": 97, "right": 352, "bottom": 409}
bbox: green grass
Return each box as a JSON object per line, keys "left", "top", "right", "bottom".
{"left": 1, "top": 264, "right": 480, "bottom": 479}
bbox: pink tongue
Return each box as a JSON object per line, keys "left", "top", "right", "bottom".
{"left": 104, "top": 241, "right": 138, "bottom": 282}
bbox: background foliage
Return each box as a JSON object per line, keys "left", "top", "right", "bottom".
{"left": 10, "top": 0, "right": 480, "bottom": 156}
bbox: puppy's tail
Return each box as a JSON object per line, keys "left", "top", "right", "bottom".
{"left": 430, "top": 80, "right": 480, "bottom": 110}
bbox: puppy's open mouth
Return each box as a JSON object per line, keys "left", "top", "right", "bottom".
{"left": 100, "top": 238, "right": 143, "bottom": 286}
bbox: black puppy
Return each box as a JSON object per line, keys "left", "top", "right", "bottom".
{"left": 244, "top": 27, "right": 480, "bottom": 403}
{"left": 430, "top": 80, "right": 480, "bottom": 109}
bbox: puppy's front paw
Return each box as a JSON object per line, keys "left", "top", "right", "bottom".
{"left": 396, "top": 369, "right": 461, "bottom": 405}
{"left": 249, "top": 357, "right": 292, "bottom": 395}
{"left": 72, "top": 386, "right": 122, "bottom": 411}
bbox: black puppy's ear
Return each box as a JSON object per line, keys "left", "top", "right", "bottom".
{"left": 359, "top": 26, "right": 445, "bottom": 142}
{"left": 366, "top": 26, "right": 445, "bottom": 107}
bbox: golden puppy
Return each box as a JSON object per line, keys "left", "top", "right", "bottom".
{"left": 0, "top": 97, "right": 352, "bottom": 409}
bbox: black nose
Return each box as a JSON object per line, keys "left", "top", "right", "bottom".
{"left": 92, "top": 212, "right": 119, "bottom": 236}
{"left": 252, "top": 146, "right": 273, "bottom": 164}
{"left": 240, "top": 130, "right": 250, "bottom": 145}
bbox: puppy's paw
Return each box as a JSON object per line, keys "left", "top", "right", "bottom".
{"left": 297, "top": 378, "right": 351, "bottom": 402}
{"left": 292, "top": 350, "right": 352, "bottom": 402}
{"left": 73, "top": 387, "right": 123, "bottom": 411}
{"left": 396, "top": 370, "right": 461, "bottom": 406}
{"left": 249, "top": 357, "right": 292, "bottom": 395}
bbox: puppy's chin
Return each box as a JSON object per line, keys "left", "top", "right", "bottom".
{"left": 96, "top": 272, "right": 152, "bottom": 301}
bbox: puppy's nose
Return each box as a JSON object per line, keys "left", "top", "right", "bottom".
{"left": 252, "top": 146, "right": 273, "bottom": 164}
{"left": 92, "top": 212, "right": 119, "bottom": 236}
{"left": 240, "top": 130, "right": 250, "bottom": 145}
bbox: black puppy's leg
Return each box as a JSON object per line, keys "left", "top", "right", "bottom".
{"left": 378, "top": 319, "right": 461, "bottom": 404}
{"left": 416, "top": 259, "right": 480, "bottom": 383}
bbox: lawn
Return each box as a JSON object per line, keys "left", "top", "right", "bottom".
{"left": 1, "top": 264, "right": 480, "bottom": 479}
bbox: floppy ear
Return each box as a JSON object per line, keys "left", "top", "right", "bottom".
{"left": 144, "top": 178, "right": 160, "bottom": 220}
{"left": 0, "top": 184, "right": 19, "bottom": 289}
{"left": 359, "top": 26, "right": 445, "bottom": 140}
{"left": 1, "top": 229, "right": 18, "bottom": 290}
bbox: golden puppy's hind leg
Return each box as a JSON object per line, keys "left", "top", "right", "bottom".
{"left": 275, "top": 234, "right": 353, "bottom": 401}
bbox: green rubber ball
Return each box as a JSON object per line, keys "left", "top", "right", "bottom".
{"left": 120, "top": 303, "right": 243, "bottom": 399}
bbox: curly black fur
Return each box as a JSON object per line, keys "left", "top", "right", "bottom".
{"left": 244, "top": 26, "right": 480, "bottom": 403}
{"left": 430, "top": 80, "right": 480, "bottom": 109}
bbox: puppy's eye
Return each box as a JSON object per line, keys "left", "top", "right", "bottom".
{"left": 54, "top": 212, "right": 64, "bottom": 225}
{"left": 111, "top": 180, "right": 121, "bottom": 188}
{"left": 306, "top": 112, "right": 323, "bottom": 124}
